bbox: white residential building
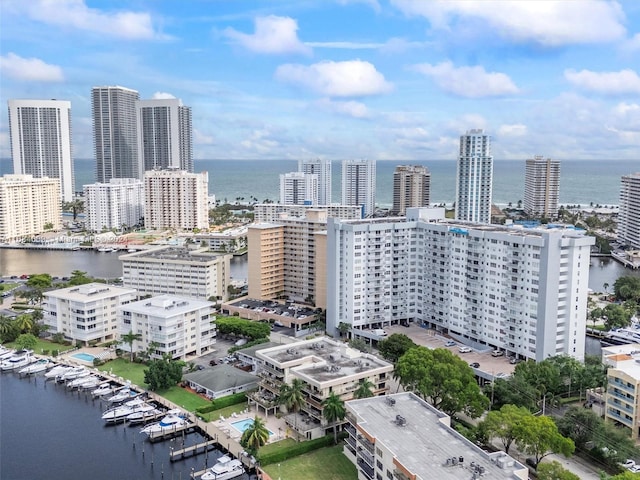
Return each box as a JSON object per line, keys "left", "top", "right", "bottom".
{"left": 8, "top": 99, "right": 75, "bottom": 202}
{"left": 92, "top": 86, "right": 140, "bottom": 183}
{"left": 342, "top": 159, "right": 376, "bottom": 218}
{"left": 524, "top": 156, "right": 560, "bottom": 218}
{"left": 120, "top": 246, "right": 231, "bottom": 301}
{"left": 119, "top": 294, "right": 216, "bottom": 360}
{"left": 619, "top": 172, "right": 640, "bottom": 249}
{"left": 326, "top": 208, "right": 594, "bottom": 362}
{"left": 299, "top": 158, "right": 331, "bottom": 205}
{"left": 455, "top": 129, "right": 493, "bottom": 224}
{"left": 344, "top": 393, "right": 527, "bottom": 480}
{"left": 0, "top": 174, "right": 61, "bottom": 242}
{"left": 144, "top": 169, "right": 209, "bottom": 230}
{"left": 279, "top": 171, "right": 318, "bottom": 205}
{"left": 84, "top": 178, "right": 144, "bottom": 232}
{"left": 137, "top": 98, "right": 193, "bottom": 174}
{"left": 391, "top": 165, "right": 431, "bottom": 216}
{"left": 44, "top": 283, "right": 137, "bottom": 345}
{"left": 253, "top": 203, "right": 362, "bottom": 223}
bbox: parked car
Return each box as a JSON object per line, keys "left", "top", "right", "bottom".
{"left": 458, "top": 346, "right": 472, "bottom": 353}
{"left": 629, "top": 465, "right": 640, "bottom": 474}
{"left": 444, "top": 340, "right": 456, "bottom": 347}
{"left": 273, "top": 321, "right": 284, "bottom": 327}
{"left": 620, "top": 459, "right": 635, "bottom": 469}
{"left": 469, "top": 362, "right": 480, "bottom": 368}
{"left": 491, "top": 349, "right": 505, "bottom": 357}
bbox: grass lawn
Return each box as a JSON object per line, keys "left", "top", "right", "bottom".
{"left": 198, "top": 402, "right": 247, "bottom": 422}
{"left": 261, "top": 445, "right": 357, "bottom": 480}
{"left": 156, "top": 386, "right": 211, "bottom": 412}
{"left": 5, "top": 338, "right": 70, "bottom": 355}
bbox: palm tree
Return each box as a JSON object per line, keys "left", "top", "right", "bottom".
{"left": 14, "top": 314, "right": 34, "bottom": 334}
{"left": 240, "top": 416, "right": 270, "bottom": 456}
{"left": 62, "top": 199, "right": 85, "bottom": 221}
{"left": 120, "top": 331, "right": 142, "bottom": 362}
{"left": 0, "top": 315, "right": 16, "bottom": 342}
{"left": 278, "top": 378, "right": 306, "bottom": 440}
{"left": 353, "top": 379, "right": 375, "bottom": 399}
{"left": 322, "top": 392, "right": 346, "bottom": 444}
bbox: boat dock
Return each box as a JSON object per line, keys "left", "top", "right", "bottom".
{"left": 147, "top": 420, "right": 197, "bottom": 442}
{"left": 170, "top": 439, "right": 218, "bottom": 462}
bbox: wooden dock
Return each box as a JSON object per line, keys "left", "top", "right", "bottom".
{"left": 147, "top": 421, "right": 196, "bottom": 442}
{"left": 170, "top": 439, "right": 218, "bottom": 462}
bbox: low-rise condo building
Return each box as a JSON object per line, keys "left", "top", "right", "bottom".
{"left": 602, "top": 344, "right": 640, "bottom": 439}
{"left": 44, "top": 283, "right": 137, "bottom": 345}
{"left": 120, "top": 246, "right": 231, "bottom": 301}
{"left": 344, "top": 392, "right": 528, "bottom": 480}
{"left": 119, "top": 294, "right": 216, "bottom": 360}
{"left": 251, "top": 337, "right": 393, "bottom": 441}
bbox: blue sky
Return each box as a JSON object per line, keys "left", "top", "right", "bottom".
{"left": 1, "top": 0, "right": 639, "bottom": 161}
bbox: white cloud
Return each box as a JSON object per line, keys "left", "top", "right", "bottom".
{"left": 17, "top": 0, "right": 162, "bottom": 40}
{"left": 275, "top": 60, "right": 393, "bottom": 97}
{"left": 623, "top": 33, "right": 640, "bottom": 53}
{"left": 336, "top": 0, "right": 382, "bottom": 13}
{"left": 498, "top": 124, "right": 527, "bottom": 137}
{"left": 564, "top": 69, "right": 640, "bottom": 95}
{"left": 152, "top": 92, "right": 176, "bottom": 99}
{"left": 316, "top": 98, "right": 371, "bottom": 118}
{"left": 411, "top": 61, "right": 519, "bottom": 98}
{"left": 391, "top": 0, "right": 626, "bottom": 46}
{"left": 223, "top": 15, "right": 311, "bottom": 55}
{"left": 0, "top": 53, "right": 64, "bottom": 82}
{"left": 194, "top": 129, "right": 215, "bottom": 145}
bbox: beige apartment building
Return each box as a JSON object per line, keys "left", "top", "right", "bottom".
{"left": 602, "top": 343, "right": 640, "bottom": 439}
{"left": 251, "top": 337, "right": 393, "bottom": 441}
{"left": 248, "top": 209, "right": 329, "bottom": 307}
{"left": 0, "top": 174, "right": 61, "bottom": 242}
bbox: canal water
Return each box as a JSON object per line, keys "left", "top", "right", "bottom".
{"left": 0, "top": 373, "right": 252, "bottom": 480}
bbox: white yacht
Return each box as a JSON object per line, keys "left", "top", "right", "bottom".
{"left": 1, "top": 350, "right": 35, "bottom": 371}
{"left": 78, "top": 376, "right": 103, "bottom": 390}
{"left": 19, "top": 358, "right": 52, "bottom": 375}
{"left": 200, "top": 455, "right": 245, "bottom": 480}
{"left": 0, "top": 347, "right": 16, "bottom": 360}
{"left": 67, "top": 374, "right": 100, "bottom": 389}
{"left": 102, "top": 398, "right": 155, "bottom": 424}
{"left": 57, "top": 366, "right": 89, "bottom": 382}
{"left": 126, "top": 407, "right": 164, "bottom": 425}
{"left": 44, "top": 364, "right": 73, "bottom": 379}
{"left": 140, "top": 409, "right": 187, "bottom": 436}
{"left": 91, "top": 382, "right": 117, "bottom": 397}
{"left": 106, "top": 385, "right": 137, "bottom": 404}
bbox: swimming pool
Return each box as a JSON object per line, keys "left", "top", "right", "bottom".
{"left": 230, "top": 418, "right": 274, "bottom": 436}
{"left": 71, "top": 352, "right": 96, "bottom": 362}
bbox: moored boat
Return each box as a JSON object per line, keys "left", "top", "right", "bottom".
{"left": 126, "top": 407, "right": 164, "bottom": 425}
{"left": 102, "top": 398, "right": 155, "bottom": 424}
{"left": 140, "top": 409, "right": 187, "bottom": 436}
{"left": 45, "top": 364, "right": 73, "bottom": 379}
{"left": 19, "top": 358, "right": 52, "bottom": 375}
{"left": 1, "top": 350, "right": 35, "bottom": 371}
{"left": 0, "top": 346, "right": 16, "bottom": 360}
{"left": 91, "top": 382, "right": 116, "bottom": 397}
{"left": 200, "top": 455, "right": 245, "bottom": 480}
{"left": 57, "top": 366, "right": 89, "bottom": 382}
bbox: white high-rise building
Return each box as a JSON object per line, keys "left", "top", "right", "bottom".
{"left": 342, "top": 159, "right": 376, "bottom": 218}
{"left": 392, "top": 165, "right": 431, "bottom": 216}
{"left": 326, "top": 208, "right": 594, "bottom": 362}
{"left": 524, "top": 156, "right": 560, "bottom": 218}
{"left": 84, "top": 178, "right": 145, "bottom": 232}
{"left": 137, "top": 98, "right": 193, "bottom": 174}
{"left": 144, "top": 169, "right": 209, "bottom": 231}
{"left": 279, "top": 171, "right": 318, "bottom": 205}
{"left": 0, "top": 174, "right": 61, "bottom": 242}
{"left": 299, "top": 159, "right": 331, "bottom": 205}
{"left": 8, "top": 99, "right": 75, "bottom": 202}
{"left": 92, "top": 86, "right": 140, "bottom": 183}
{"left": 619, "top": 172, "right": 640, "bottom": 249}
{"left": 455, "top": 129, "right": 493, "bottom": 224}
{"left": 119, "top": 294, "right": 216, "bottom": 360}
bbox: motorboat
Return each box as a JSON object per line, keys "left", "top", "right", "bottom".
{"left": 57, "top": 366, "right": 89, "bottom": 382}
{"left": 1, "top": 350, "right": 35, "bottom": 371}
{"left": 106, "top": 385, "right": 137, "bottom": 404}
{"left": 102, "top": 398, "right": 155, "bottom": 424}
{"left": 140, "top": 409, "right": 187, "bottom": 436}
{"left": 126, "top": 408, "right": 164, "bottom": 425}
{"left": 200, "top": 455, "right": 245, "bottom": 480}
{"left": 0, "top": 346, "right": 16, "bottom": 360}
{"left": 67, "top": 374, "right": 100, "bottom": 389}
{"left": 19, "top": 358, "right": 52, "bottom": 375}
{"left": 604, "top": 328, "right": 640, "bottom": 346}
{"left": 44, "top": 364, "right": 73, "bottom": 379}
{"left": 78, "top": 376, "right": 103, "bottom": 390}
{"left": 91, "top": 382, "right": 117, "bottom": 397}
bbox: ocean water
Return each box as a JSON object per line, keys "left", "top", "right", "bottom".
{"left": 2, "top": 159, "right": 636, "bottom": 208}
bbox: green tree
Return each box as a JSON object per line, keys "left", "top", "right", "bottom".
{"left": 348, "top": 338, "right": 369, "bottom": 352}
{"left": 26, "top": 273, "right": 52, "bottom": 290}
{"left": 62, "top": 199, "right": 84, "bottom": 221}
{"left": 488, "top": 376, "right": 540, "bottom": 411}
{"left": 614, "top": 276, "right": 640, "bottom": 302}
{"left": 15, "top": 333, "right": 38, "bottom": 350}
{"left": 143, "top": 357, "right": 184, "bottom": 390}
{"left": 14, "top": 314, "right": 34, "bottom": 334}
{"left": 68, "top": 270, "right": 93, "bottom": 286}
{"left": 480, "top": 404, "right": 530, "bottom": 454}
{"left": 353, "top": 379, "right": 375, "bottom": 399}
{"left": 395, "top": 347, "right": 489, "bottom": 418}
{"left": 240, "top": 416, "right": 270, "bottom": 456}
{"left": 120, "top": 331, "right": 142, "bottom": 362}
{"left": 322, "top": 392, "right": 346, "bottom": 444}
{"left": 377, "top": 333, "right": 417, "bottom": 363}
{"left": 602, "top": 303, "right": 632, "bottom": 331}
{"left": 516, "top": 415, "right": 575, "bottom": 467}
{"left": 555, "top": 407, "right": 603, "bottom": 450}
{"left": 0, "top": 315, "right": 18, "bottom": 342}
{"left": 337, "top": 322, "right": 350, "bottom": 337}
{"left": 278, "top": 378, "right": 306, "bottom": 440}
{"left": 536, "top": 461, "right": 580, "bottom": 480}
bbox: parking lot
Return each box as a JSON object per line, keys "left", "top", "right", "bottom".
{"left": 223, "top": 298, "right": 318, "bottom": 329}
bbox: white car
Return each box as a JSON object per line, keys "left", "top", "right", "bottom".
{"left": 629, "top": 465, "right": 640, "bottom": 473}
{"left": 458, "top": 346, "right": 472, "bottom": 353}
{"left": 445, "top": 340, "right": 456, "bottom": 347}
{"left": 621, "top": 459, "right": 635, "bottom": 469}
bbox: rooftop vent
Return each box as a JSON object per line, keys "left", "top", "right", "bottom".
{"left": 386, "top": 397, "right": 396, "bottom": 406}
{"left": 395, "top": 415, "right": 407, "bottom": 427}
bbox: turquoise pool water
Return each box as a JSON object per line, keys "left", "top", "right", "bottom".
{"left": 230, "top": 418, "right": 274, "bottom": 436}
{"left": 72, "top": 352, "right": 96, "bottom": 362}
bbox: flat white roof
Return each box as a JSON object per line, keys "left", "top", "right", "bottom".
{"left": 122, "top": 294, "right": 214, "bottom": 316}
{"left": 46, "top": 282, "right": 136, "bottom": 302}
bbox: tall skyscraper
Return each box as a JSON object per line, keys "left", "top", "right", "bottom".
{"left": 92, "top": 86, "right": 140, "bottom": 183}
{"left": 524, "top": 156, "right": 560, "bottom": 218}
{"left": 279, "top": 171, "right": 318, "bottom": 205}
{"left": 299, "top": 158, "right": 331, "bottom": 205}
{"left": 342, "top": 159, "right": 376, "bottom": 218}
{"left": 8, "top": 99, "right": 75, "bottom": 202}
{"left": 137, "top": 98, "right": 193, "bottom": 174}
{"left": 619, "top": 172, "right": 640, "bottom": 249}
{"left": 391, "top": 165, "right": 431, "bottom": 216}
{"left": 455, "top": 129, "right": 493, "bottom": 224}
